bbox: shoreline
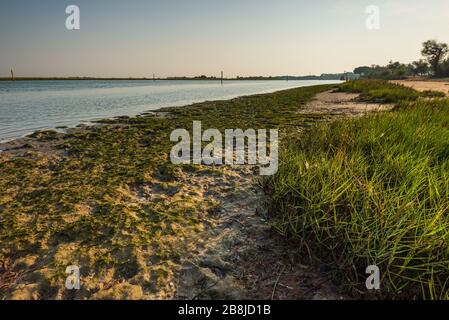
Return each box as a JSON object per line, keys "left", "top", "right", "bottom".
{"left": 0, "top": 77, "right": 342, "bottom": 82}
{"left": 0, "top": 80, "right": 342, "bottom": 146}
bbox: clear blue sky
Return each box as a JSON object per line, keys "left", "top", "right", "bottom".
{"left": 1, "top": 0, "right": 448, "bottom": 78}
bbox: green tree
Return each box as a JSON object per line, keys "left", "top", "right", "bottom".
{"left": 353, "top": 66, "right": 372, "bottom": 76}
{"left": 421, "top": 40, "right": 448, "bottom": 77}
{"left": 411, "top": 60, "right": 430, "bottom": 76}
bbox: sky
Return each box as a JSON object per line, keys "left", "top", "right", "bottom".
{"left": 1, "top": 0, "right": 449, "bottom": 78}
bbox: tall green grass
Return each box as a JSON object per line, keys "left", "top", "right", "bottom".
{"left": 263, "top": 99, "right": 449, "bottom": 299}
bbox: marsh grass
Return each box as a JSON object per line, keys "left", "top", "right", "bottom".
{"left": 263, "top": 96, "right": 449, "bottom": 299}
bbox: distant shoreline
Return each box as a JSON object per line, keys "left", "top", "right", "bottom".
{"left": 0, "top": 76, "right": 345, "bottom": 81}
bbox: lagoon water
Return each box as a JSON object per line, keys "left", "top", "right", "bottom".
{"left": 0, "top": 80, "right": 340, "bottom": 142}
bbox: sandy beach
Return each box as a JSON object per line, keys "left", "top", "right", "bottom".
{"left": 391, "top": 79, "right": 449, "bottom": 96}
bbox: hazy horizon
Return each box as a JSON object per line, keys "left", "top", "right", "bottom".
{"left": 1, "top": 0, "right": 449, "bottom": 78}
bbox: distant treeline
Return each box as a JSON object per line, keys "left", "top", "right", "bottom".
{"left": 354, "top": 40, "right": 449, "bottom": 80}
{"left": 2, "top": 75, "right": 264, "bottom": 81}
{"left": 0, "top": 74, "right": 347, "bottom": 81}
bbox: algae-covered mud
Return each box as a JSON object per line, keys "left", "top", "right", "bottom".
{"left": 0, "top": 84, "right": 339, "bottom": 299}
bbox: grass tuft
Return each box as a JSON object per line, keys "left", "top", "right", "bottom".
{"left": 262, "top": 97, "right": 449, "bottom": 299}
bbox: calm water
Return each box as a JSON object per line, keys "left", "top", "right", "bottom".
{"left": 0, "top": 80, "right": 340, "bottom": 142}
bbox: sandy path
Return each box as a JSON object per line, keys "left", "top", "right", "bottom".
{"left": 392, "top": 80, "right": 449, "bottom": 96}
{"left": 174, "top": 167, "right": 342, "bottom": 300}
{"left": 300, "top": 90, "right": 392, "bottom": 116}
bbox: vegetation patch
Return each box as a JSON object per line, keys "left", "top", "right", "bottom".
{"left": 338, "top": 79, "right": 445, "bottom": 103}
{"left": 263, "top": 87, "right": 449, "bottom": 299}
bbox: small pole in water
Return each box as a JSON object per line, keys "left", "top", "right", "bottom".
{"left": 11, "top": 68, "right": 14, "bottom": 81}
{"left": 221, "top": 71, "right": 223, "bottom": 85}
